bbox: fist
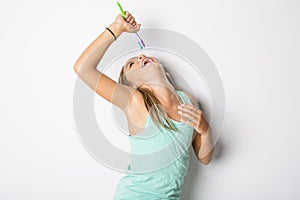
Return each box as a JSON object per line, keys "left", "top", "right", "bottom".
{"left": 114, "top": 11, "right": 141, "bottom": 33}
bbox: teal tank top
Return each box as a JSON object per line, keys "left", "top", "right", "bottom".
{"left": 114, "top": 90, "right": 194, "bottom": 200}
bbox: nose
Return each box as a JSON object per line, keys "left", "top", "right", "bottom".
{"left": 138, "top": 54, "right": 146, "bottom": 61}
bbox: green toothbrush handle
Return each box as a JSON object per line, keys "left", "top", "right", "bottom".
{"left": 117, "top": 2, "right": 126, "bottom": 18}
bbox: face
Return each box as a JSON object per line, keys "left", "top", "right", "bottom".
{"left": 121, "top": 54, "right": 168, "bottom": 87}
{"left": 123, "top": 54, "right": 161, "bottom": 74}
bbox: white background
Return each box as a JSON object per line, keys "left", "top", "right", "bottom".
{"left": 1, "top": 0, "right": 299, "bottom": 199}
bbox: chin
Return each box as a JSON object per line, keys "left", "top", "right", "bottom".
{"left": 144, "top": 62, "right": 164, "bottom": 71}
{"left": 141, "top": 65, "right": 166, "bottom": 81}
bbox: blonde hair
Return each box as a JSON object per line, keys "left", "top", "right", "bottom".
{"left": 118, "top": 65, "right": 178, "bottom": 132}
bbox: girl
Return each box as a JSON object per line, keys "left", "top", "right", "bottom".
{"left": 74, "top": 11, "right": 214, "bottom": 200}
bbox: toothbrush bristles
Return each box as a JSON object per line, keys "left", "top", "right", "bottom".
{"left": 138, "top": 41, "right": 143, "bottom": 49}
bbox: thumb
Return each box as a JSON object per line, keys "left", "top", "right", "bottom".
{"left": 133, "top": 23, "right": 141, "bottom": 32}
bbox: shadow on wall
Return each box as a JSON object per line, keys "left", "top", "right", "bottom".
{"left": 180, "top": 138, "right": 224, "bottom": 200}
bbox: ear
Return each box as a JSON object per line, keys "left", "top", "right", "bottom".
{"left": 165, "top": 72, "right": 176, "bottom": 86}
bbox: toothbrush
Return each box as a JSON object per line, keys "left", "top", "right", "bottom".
{"left": 116, "top": 2, "right": 146, "bottom": 49}
{"left": 135, "top": 32, "right": 146, "bottom": 47}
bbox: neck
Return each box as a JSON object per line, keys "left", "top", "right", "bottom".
{"left": 141, "top": 80, "right": 181, "bottom": 108}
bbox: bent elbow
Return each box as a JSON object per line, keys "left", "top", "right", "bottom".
{"left": 199, "top": 156, "right": 213, "bottom": 165}
{"left": 73, "top": 57, "right": 85, "bottom": 74}
{"left": 73, "top": 63, "right": 80, "bottom": 74}
{"left": 198, "top": 147, "right": 214, "bottom": 165}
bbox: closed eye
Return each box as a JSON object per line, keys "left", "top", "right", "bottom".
{"left": 129, "top": 62, "right": 134, "bottom": 68}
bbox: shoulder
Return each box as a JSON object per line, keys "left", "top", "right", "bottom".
{"left": 126, "top": 89, "right": 148, "bottom": 117}
{"left": 128, "top": 89, "right": 145, "bottom": 106}
{"left": 125, "top": 89, "right": 149, "bottom": 132}
{"left": 179, "top": 90, "right": 196, "bottom": 106}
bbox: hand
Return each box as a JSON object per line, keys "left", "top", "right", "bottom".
{"left": 114, "top": 11, "right": 141, "bottom": 33}
{"left": 177, "top": 104, "right": 209, "bottom": 135}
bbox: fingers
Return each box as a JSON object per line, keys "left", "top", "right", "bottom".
{"left": 178, "top": 104, "right": 209, "bottom": 134}
{"left": 179, "top": 111, "right": 198, "bottom": 127}
{"left": 178, "top": 104, "right": 202, "bottom": 119}
{"left": 178, "top": 104, "right": 203, "bottom": 127}
{"left": 178, "top": 109, "right": 198, "bottom": 123}
{"left": 129, "top": 17, "right": 135, "bottom": 24}
{"left": 181, "top": 116, "right": 197, "bottom": 127}
{"left": 124, "top": 11, "right": 139, "bottom": 27}
{"left": 133, "top": 23, "right": 141, "bottom": 32}
{"left": 135, "top": 23, "right": 141, "bottom": 29}
{"left": 125, "top": 11, "right": 133, "bottom": 22}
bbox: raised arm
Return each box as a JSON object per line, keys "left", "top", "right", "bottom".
{"left": 73, "top": 11, "right": 141, "bottom": 110}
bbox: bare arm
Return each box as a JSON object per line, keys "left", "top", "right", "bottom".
{"left": 180, "top": 92, "right": 215, "bottom": 164}
{"left": 192, "top": 125, "right": 214, "bottom": 165}
{"left": 73, "top": 12, "right": 141, "bottom": 110}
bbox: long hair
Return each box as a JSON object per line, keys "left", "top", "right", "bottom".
{"left": 118, "top": 65, "right": 179, "bottom": 132}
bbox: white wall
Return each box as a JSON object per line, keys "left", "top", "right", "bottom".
{"left": 1, "top": 0, "right": 299, "bottom": 199}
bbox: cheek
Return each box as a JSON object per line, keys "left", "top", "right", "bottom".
{"left": 128, "top": 68, "right": 151, "bottom": 82}
{"left": 124, "top": 70, "right": 140, "bottom": 82}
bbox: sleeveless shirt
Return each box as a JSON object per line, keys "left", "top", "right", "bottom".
{"left": 113, "top": 90, "right": 194, "bottom": 200}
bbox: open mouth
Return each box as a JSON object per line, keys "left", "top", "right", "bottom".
{"left": 142, "top": 58, "right": 153, "bottom": 67}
